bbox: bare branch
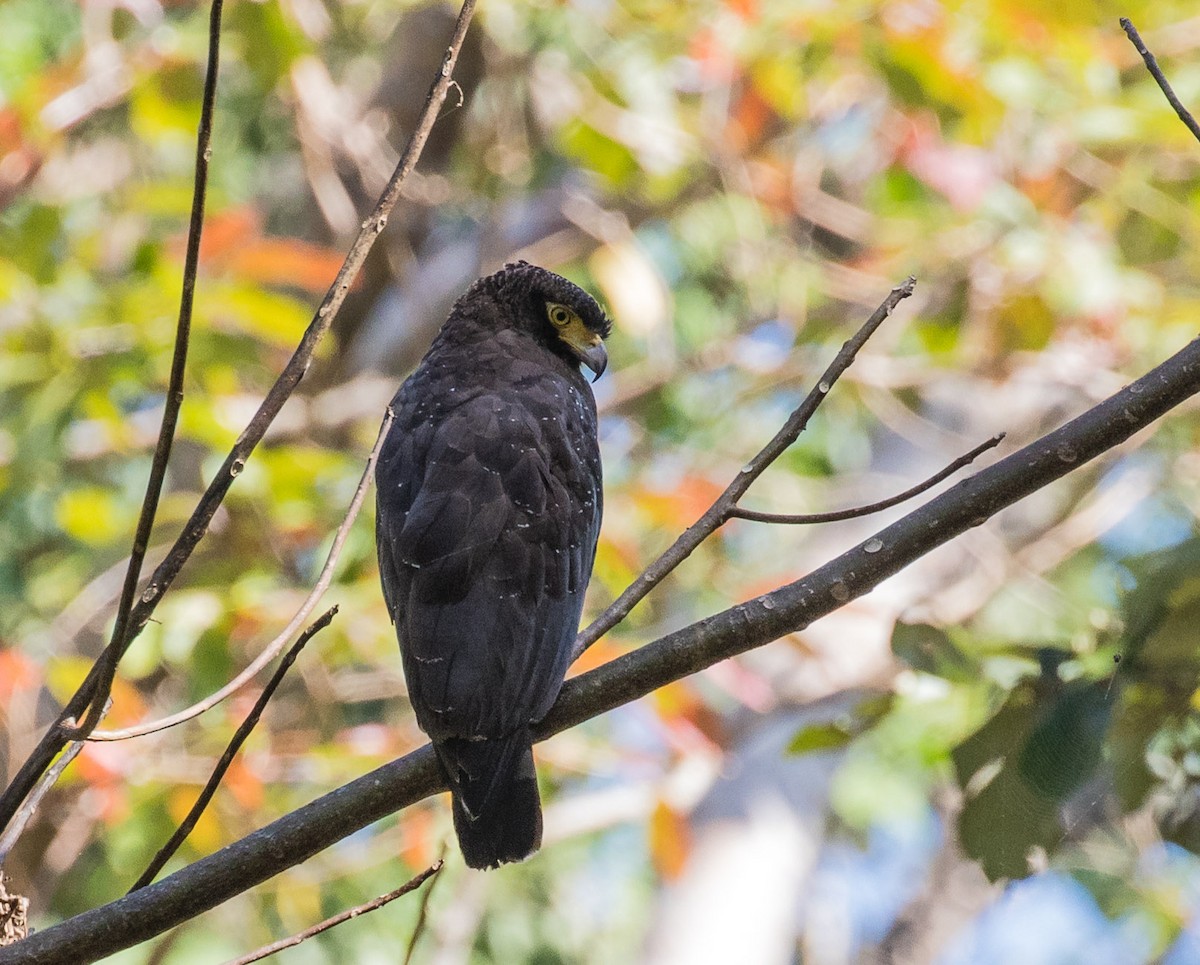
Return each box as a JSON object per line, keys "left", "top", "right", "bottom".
{"left": 402, "top": 843, "right": 446, "bottom": 965}
{"left": 62, "top": 0, "right": 226, "bottom": 743}
{"left": 222, "top": 861, "right": 442, "bottom": 965}
{"left": 10, "top": 323, "right": 1199, "bottom": 965}
{"left": 1121, "top": 18, "right": 1200, "bottom": 144}
{"left": 129, "top": 608, "right": 337, "bottom": 893}
{"left": 571, "top": 276, "right": 916, "bottom": 662}
{"left": 90, "top": 409, "right": 394, "bottom": 742}
{"left": 728, "top": 433, "right": 1005, "bottom": 525}
{"left": 0, "top": 738, "right": 87, "bottom": 868}
{"left": 0, "top": 0, "right": 479, "bottom": 839}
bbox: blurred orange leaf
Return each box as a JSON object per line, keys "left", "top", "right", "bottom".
{"left": 231, "top": 237, "right": 344, "bottom": 295}
{"left": 0, "top": 649, "right": 40, "bottom": 701}
{"left": 399, "top": 805, "right": 440, "bottom": 869}
{"left": 168, "top": 785, "right": 223, "bottom": 852}
{"left": 190, "top": 207, "right": 346, "bottom": 295}
{"left": 75, "top": 744, "right": 133, "bottom": 825}
{"left": 651, "top": 680, "right": 702, "bottom": 723}
{"left": 638, "top": 476, "right": 724, "bottom": 529}
{"left": 728, "top": 85, "right": 774, "bottom": 151}
{"left": 567, "top": 638, "right": 627, "bottom": 677}
{"left": 224, "top": 757, "right": 265, "bottom": 812}
{"left": 649, "top": 800, "right": 691, "bottom": 880}
{"left": 104, "top": 676, "right": 148, "bottom": 730}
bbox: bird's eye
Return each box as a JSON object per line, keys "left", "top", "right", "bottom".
{"left": 548, "top": 304, "right": 572, "bottom": 327}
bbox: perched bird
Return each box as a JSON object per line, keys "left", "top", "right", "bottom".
{"left": 375, "top": 261, "right": 610, "bottom": 869}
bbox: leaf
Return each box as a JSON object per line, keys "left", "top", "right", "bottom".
{"left": 44, "top": 655, "right": 96, "bottom": 706}
{"left": 0, "top": 648, "right": 40, "bottom": 700}
{"left": 892, "top": 622, "right": 975, "bottom": 681}
{"left": 952, "top": 677, "right": 1112, "bottom": 881}
{"left": 55, "top": 486, "right": 132, "bottom": 545}
{"left": 167, "top": 786, "right": 223, "bottom": 854}
{"left": 787, "top": 721, "right": 855, "bottom": 754}
{"left": 1017, "top": 682, "right": 1110, "bottom": 800}
{"left": 649, "top": 800, "right": 691, "bottom": 879}
{"left": 223, "top": 757, "right": 264, "bottom": 812}
{"left": 787, "top": 693, "right": 894, "bottom": 755}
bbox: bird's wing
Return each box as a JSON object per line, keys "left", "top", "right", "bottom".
{"left": 376, "top": 388, "right": 601, "bottom": 738}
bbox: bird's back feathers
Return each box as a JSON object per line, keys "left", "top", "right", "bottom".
{"left": 375, "top": 263, "right": 607, "bottom": 869}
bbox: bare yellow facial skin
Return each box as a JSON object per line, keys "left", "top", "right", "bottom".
{"left": 547, "top": 302, "right": 607, "bottom": 380}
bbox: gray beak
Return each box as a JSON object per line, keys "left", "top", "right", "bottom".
{"left": 576, "top": 341, "right": 608, "bottom": 381}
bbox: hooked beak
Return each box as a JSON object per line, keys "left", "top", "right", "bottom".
{"left": 574, "top": 339, "right": 608, "bottom": 381}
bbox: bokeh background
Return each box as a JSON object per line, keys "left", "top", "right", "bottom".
{"left": 4, "top": 0, "right": 1200, "bottom": 962}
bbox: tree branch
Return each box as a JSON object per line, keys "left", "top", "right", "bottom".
{"left": 8, "top": 330, "right": 1199, "bottom": 965}
{"left": 571, "top": 276, "right": 916, "bottom": 662}
{"left": 0, "top": 740, "right": 87, "bottom": 868}
{"left": 129, "top": 608, "right": 337, "bottom": 893}
{"left": 64, "top": 0, "right": 226, "bottom": 741}
{"left": 727, "top": 433, "right": 1005, "bottom": 525}
{"left": 1121, "top": 18, "right": 1200, "bottom": 144}
{"left": 223, "top": 860, "right": 441, "bottom": 965}
{"left": 0, "top": 0, "right": 479, "bottom": 839}
{"left": 90, "top": 409, "right": 394, "bottom": 743}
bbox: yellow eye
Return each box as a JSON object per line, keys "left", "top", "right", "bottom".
{"left": 548, "top": 303, "right": 572, "bottom": 327}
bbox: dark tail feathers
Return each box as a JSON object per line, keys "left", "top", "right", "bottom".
{"left": 434, "top": 730, "right": 542, "bottom": 870}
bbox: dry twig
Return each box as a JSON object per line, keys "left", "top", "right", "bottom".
{"left": 64, "top": 0, "right": 226, "bottom": 743}
{"left": 129, "top": 608, "right": 338, "bottom": 893}
{"left": 402, "top": 842, "right": 447, "bottom": 965}
{"left": 1121, "top": 18, "right": 1200, "bottom": 143}
{"left": 91, "top": 409, "right": 395, "bottom": 742}
{"left": 222, "top": 861, "right": 442, "bottom": 965}
{"left": 571, "top": 276, "right": 918, "bottom": 662}
{"left": 728, "top": 434, "right": 1005, "bottom": 525}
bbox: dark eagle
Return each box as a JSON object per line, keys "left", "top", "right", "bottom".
{"left": 375, "top": 261, "right": 610, "bottom": 869}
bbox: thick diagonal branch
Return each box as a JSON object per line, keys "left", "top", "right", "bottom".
{"left": 8, "top": 332, "right": 1199, "bottom": 965}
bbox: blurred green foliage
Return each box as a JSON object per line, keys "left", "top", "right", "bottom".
{"left": 4, "top": 0, "right": 1200, "bottom": 961}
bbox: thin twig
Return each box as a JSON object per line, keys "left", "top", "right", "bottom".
{"left": 1121, "top": 18, "right": 1200, "bottom": 144}
{"left": 728, "top": 434, "right": 1005, "bottom": 525}
{"left": 222, "top": 861, "right": 443, "bottom": 965}
{"left": 402, "top": 843, "right": 447, "bottom": 965}
{"left": 46, "top": 544, "right": 170, "bottom": 651}
{"left": 571, "top": 277, "right": 916, "bottom": 662}
{"left": 63, "top": 0, "right": 226, "bottom": 742}
{"left": 0, "top": 738, "right": 87, "bottom": 866}
{"left": 91, "top": 409, "right": 395, "bottom": 742}
{"left": 0, "top": 0, "right": 479, "bottom": 837}
{"left": 128, "top": 608, "right": 337, "bottom": 893}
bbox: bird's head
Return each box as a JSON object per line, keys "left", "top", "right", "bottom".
{"left": 475, "top": 261, "right": 612, "bottom": 381}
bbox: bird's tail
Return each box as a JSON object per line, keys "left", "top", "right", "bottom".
{"left": 434, "top": 729, "right": 542, "bottom": 870}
